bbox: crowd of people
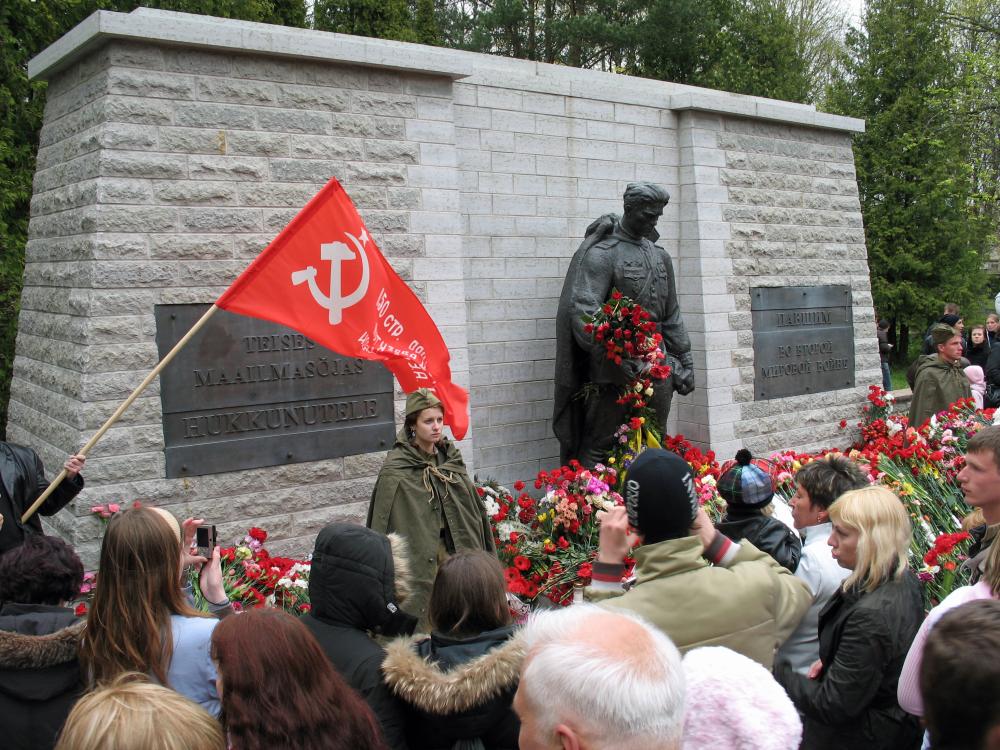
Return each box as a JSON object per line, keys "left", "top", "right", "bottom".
{"left": 1, "top": 388, "right": 999, "bottom": 749}
{"left": 880, "top": 300, "right": 1000, "bottom": 425}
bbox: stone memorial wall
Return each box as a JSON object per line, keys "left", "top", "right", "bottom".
{"left": 11, "top": 8, "right": 875, "bottom": 562}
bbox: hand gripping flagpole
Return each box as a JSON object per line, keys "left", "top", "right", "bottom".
{"left": 20, "top": 304, "right": 221, "bottom": 524}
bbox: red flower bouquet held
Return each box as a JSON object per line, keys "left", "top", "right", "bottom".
{"left": 583, "top": 289, "right": 672, "bottom": 453}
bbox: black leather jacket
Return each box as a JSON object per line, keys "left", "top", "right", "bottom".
{"left": 776, "top": 572, "right": 924, "bottom": 750}
{"left": 0, "top": 443, "right": 83, "bottom": 554}
{"left": 716, "top": 511, "right": 801, "bottom": 572}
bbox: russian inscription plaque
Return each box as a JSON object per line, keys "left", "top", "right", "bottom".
{"left": 751, "top": 286, "right": 855, "bottom": 400}
{"left": 155, "top": 304, "right": 395, "bottom": 477}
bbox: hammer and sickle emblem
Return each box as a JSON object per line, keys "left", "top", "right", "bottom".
{"left": 290, "top": 232, "right": 371, "bottom": 325}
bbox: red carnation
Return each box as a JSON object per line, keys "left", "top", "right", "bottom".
{"left": 248, "top": 527, "right": 267, "bottom": 542}
{"left": 514, "top": 555, "right": 531, "bottom": 571}
{"left": 74, "top": 603, "right": 87, "bottom": 617}
{"left": 514, "top": 480, "right": 525, "bottom": 491}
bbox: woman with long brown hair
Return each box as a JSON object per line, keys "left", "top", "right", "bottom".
{"left": 211, "top": 608, "right": 386, "bottom": 750}
{"left": 381, "top": 550, "right": 523, "bottom": 750}
{"left": 79, "top": 507, "right": 222, "bottom": 715}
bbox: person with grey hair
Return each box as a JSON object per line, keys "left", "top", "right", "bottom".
{"left": 513, "top": 603, "right": 685, "bottom": 750}
{"left": 553, "top": 181, "right": 694, "bottom": 467}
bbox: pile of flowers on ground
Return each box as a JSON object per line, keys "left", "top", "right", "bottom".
{"left": 191, "top": 527, "right": 312, "bottom": 615}
{"left": 78, "top": 505, "right": 312, "bottom": 616}
{"left": 481, "top": 437, "right": 726, "bottom": 608}
{"left": 481, "top": 462, "right": 625, "bottom": 606}
{"left": 483, "top": 386, "right": 991, "bottom": 611}
{"left": 844, "top": 388, "right": 991, "bottom": 605}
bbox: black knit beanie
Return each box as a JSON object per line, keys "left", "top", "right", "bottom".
{"left": 623, "top": 448, "right": 699, "bottom": 544}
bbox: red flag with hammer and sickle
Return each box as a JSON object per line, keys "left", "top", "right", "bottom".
{"left": 216, "top": 179, "right": 469, "bottom": 439}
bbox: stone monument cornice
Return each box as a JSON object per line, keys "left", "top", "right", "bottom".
{"left": 28, "top": 7, "right": 473, "bottom": 81}
{"left": 29, "top": 8, "right": 865, "bottom": 134}
{"left": 668, "top": 91, "right": 865, "bottom": 133}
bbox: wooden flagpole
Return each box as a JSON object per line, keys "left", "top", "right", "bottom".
{"left": 21, "top": 304, "right": 222, "bottom": 523}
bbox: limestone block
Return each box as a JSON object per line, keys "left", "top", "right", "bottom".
{"left": 269, "top": 158, "right": 343, "bottom": 182}
{"left": 149, "top": 234, "right": 232, "bottom": 260}
{"left": 228, "top": 131, "right": 290, "bottom": 157}
{"left": 153, "top": 181, "right": 236, "bottom": 205}
{"left": 364, "top": 139, "right": 419, "bottom": 164}
{"left": 195, "top": 76, "right": 277, "bottom": 106}
{"left": 179, "top": 207, "right": 262, "bottom": 232}
{"left": 345, "top": 162, "right": 406, "bottom": 185}
{"left": 274, "top": 84, "right": 350, "bottom": 111}
{"left": 406, "top": 120, "right": 456, "bottom": 144}
{"left": 107, "top": 68, "right": 195, "bottom": 99}
{"left": 237, "top": 182, "right": 321, "bottom": 208}
{"left": 87, "top": 205, "right": 178, "bottom": 233}
{"left": 163, "top": 48, "right": 232, "bottom": 75}
{"left": 189, "top": 155, "right": 268, "bottom": 181}
{"left": 231, "top": 56, "right": 300, "bottom": 84}
{"left": 98, "top": 179, "right": 154, "bottom": 204}
{"left": 288, "top": 134, "right": 361, "bottom": 160}
{"left": 158, "top": 127, "right": 225, "bottom": 155}
{"left": 332, "top": 113, "right": 404, "bottom": 139}
{"left": 175, "top": 102, "right": 255, "bottom": 129}
{"left": 257, "top": 107, "right": 331, "bottom": 134}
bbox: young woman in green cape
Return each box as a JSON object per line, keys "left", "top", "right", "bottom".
{"left": 367, "top": 389, "right": 496, "bottom": 628}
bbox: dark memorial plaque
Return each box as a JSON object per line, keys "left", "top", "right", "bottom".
{"left": 155, "top": 304, "right": 395, "bottom": 477}
{"left": 751, "top": 286, "right": 855, "bottom": 400}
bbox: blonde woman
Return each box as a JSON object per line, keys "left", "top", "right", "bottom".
{"left": 775, "top": 486, "right": 924, "bottom": 750}
{"left": 55, "top": 673, "right": 224, "bottom": 750}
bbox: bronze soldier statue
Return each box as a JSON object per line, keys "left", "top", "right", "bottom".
{"left": 553, "top": 183, "right": 694, "bottom": 467}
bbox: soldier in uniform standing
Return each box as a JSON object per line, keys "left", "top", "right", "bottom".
{"left": 553, "top": 183, "right": 695, "bottom": 467}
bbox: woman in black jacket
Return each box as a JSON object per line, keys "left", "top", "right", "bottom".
{"left": 775, "top": 486, "right": 924, "bottom": 750}
{"left": 382, "top": 551, "right": 522, "bottom": 750}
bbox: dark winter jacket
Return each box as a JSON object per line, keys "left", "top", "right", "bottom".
{"left": 0, "top": 442, "right": 84, "bottom": 554}
{"left": 984, "top": 346, "right": 1000, "bottom": 408}
{"left": 967, "top": 341, "right": 990, "bottom": 369}
{"left": 382, "top": 626, "right": 523, "bottom": 750}
{"left": 716, "top": 511, "right": 802, "bottom": 572}
{"left": 776, "top": 571, "right": 924, "bottom": 750}
{"left": 0, "top": 604, "right": 85, "bottom": 750}
{"left": 300, "top": 523, "right": 418, "bottom": 750}
{"left": 876, "top": 328, "right": 892, "bottom": 363}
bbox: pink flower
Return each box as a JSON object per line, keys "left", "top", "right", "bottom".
{"left": 90, "top": 505, "right": 104, "bottom": 514}
{"left": 107, "top": 503, "right": 121, "bottom": 513}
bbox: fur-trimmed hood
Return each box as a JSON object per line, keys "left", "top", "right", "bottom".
{"left": 0, "top": 619, "right": 83, "bottom": 670}
{"left": 0, "top": 606, "right": 84, "bottom": 705}
{"left": 308, "top": 523, "right": 417, "bottom": 636}
{"left": 382, "top": 627, "right": 524, "bottom": 715}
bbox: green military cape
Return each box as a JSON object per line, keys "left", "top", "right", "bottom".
{"left": 908, "top": 355, "right": 972, "bottom": 427}
{"left": 367, "top": 429, "right": 495, "bottom": 625}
